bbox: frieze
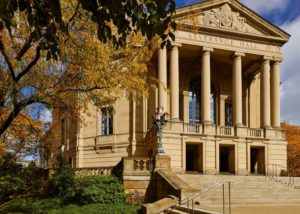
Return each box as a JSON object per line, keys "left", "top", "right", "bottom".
{"left": 176, "top": 31, "right": 282, "bottom": 55}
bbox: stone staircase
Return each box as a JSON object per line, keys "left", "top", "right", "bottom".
{"left": 161, "top": 173, "right": 300, "bottom": 213}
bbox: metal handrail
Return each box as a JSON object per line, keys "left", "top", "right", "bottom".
{"left": 164, "top": 181, "right": 231, "bottom": 214}
{"left": 265, "top": 163, "right": 299, "bottom": 187}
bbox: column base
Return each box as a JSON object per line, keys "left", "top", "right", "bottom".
{"left": 234, "top": 123, "right": 244, "bottom": 127}
{"left": 203, "top": 120, "right": 213, "bottom": 125}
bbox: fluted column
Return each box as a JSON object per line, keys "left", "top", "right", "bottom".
{"left": 271, "top": 60, "right": 281, "bottom": 128}
{"left": 261, "top": 57, "right": 271, "bottom": 128}
{"left": 201, "top": 47, "right": 213, "bottom": 123}
{"left": 232, "top": 52, "right": 245, "bottom": 126}
{"left": 158, "top": 47, "right": 167, "bottom": 111}
{"left": 170, "top": 43, "right": 181, "bottom": 119}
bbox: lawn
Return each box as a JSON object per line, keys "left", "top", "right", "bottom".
{"left": 0, "top": 197, "right": 141, "bottom": 214}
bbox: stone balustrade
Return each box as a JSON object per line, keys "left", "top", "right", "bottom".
{"left": 217, "top": 126, "right": 234, "bottom": 136}
{"left": 75, "top": 167, "right": 112, "bottom": 176}
{"left": 184, "top": 123, "right": 202, "bottom": 134}
{"left": 164, "top": 121, "right": 284, "bottom": 139}
{"left": 123, "top": 157, "right": 152, "bottom": 176}
{"left": 248, "top": 128, "right": 264, "bottom": 138}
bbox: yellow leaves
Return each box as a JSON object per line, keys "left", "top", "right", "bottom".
{"left": 281, "top": 122, "right": 300, "bottom": 172}
{"left": 0, "top": 111, "right": 44, "bottom": 156}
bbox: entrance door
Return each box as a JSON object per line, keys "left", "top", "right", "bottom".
{"left": 250, "top": 147, "right": 265, "bottom": 174}
{"left": 219, "top": 145, "right": 235, "bottom": 174}
{"left": 186, "top": 144, "right": 203, "bottom": 172}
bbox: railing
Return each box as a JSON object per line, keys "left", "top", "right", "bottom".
{"left": 164, "top": 181, "right": 231, "bottom": 214}
{"left": 265, "top": 163, "right": 300, "bottom": 188}
{"left": 248, "top": 128, "right": 264, "bottom": 138}
{"left": 75, "top": 167, "right": 113, "bottom": 176}
{"left": 184, "top": 123, "right": 202, "bottom": 134}
{"left": 218, "top": 126, "right": 234, "bottom": 136}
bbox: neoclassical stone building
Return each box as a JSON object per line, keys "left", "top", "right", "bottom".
{"left": 47, "top": 0, "right": 290, "bottom": 177}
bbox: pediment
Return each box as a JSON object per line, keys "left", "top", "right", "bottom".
{"left": 175, "top": 0, "right": 290, "bottom": 43}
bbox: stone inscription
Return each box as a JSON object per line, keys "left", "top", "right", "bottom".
{"left": 177, "top": 31, "right": 281, "bottom": 54}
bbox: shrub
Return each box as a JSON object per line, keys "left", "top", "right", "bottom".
{"left": 0, "top": 175, "right": 27, "bottom": 202}
{"left": 46, "top": 155, "right": 75, "bottom": 200}
{"left": 75, "top": 176, "right": 125, "bottom": 205}
{"left": 0, "top": 154, "right": 26, "bottom": 202}
{"left": 0, "top": 197, "right": 140, "bottom": 214}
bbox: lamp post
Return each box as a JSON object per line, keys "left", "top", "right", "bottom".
{"left": 152, "top": 106, "right": 169, "bottom": 155}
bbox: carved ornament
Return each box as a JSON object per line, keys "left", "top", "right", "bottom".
{"left": 199, "top": 4, "right": 247, "bottom": 32}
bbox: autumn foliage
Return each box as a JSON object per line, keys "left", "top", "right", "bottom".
{"left": 281, "top": 122, "right": 300, "bottom": 175}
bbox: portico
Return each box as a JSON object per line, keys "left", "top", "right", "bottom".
{"left": 147, "top": 0, "right": 289, "bottom": 175}
{"left": 157, "top": 44, "right": 282, "bottom": 131}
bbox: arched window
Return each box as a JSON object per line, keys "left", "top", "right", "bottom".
{"left": 189, "top": 77, "right": 216, "bottom": 124}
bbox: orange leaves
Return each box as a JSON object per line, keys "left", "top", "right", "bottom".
{"left": 0, "top": 111, "right": 44, "bottom": 157}
{"left": 281, "top": 122, "right": 300, "bottom": 173}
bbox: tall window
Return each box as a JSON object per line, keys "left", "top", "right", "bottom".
{"left": 189, "top": 77, "right": 201, "bottom": 123}
{"left": 225, "top": 102, "right": 233, "bottom": 126}
{"left": 189, "top": 77, "right": 216, "bottom": 123}
{"left": 101, "top": 107, "right": 113, "bottom": 135}
{"left": 61, "top": 118, "right": 66, "bottom": 145}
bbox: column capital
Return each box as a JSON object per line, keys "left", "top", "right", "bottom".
{"left": 202, "top": 47, "right": 214, "bottom": 53}
{"left": 220, "top": 94, "right": 228, "bottom": 100}
{"left": 273, "top": 58, "right": 282, "bottom": 63}
{"left": 263, "top": 56, "right": 273, "bottom": 61}
{"left": 234, "top": 52, "right": 245, "bottom": 57}
{"left": 182, "top": 90, "right": 189, "bottom": 96}
{"left": 171, "top": 42, "right": 182, "bottom": 48}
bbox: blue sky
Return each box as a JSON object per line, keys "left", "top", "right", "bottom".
{"left": 175, "top": 0, "right": 300, "bottom": 125}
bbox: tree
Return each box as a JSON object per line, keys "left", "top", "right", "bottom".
{"left": 0, "top": 0, "right": 176, "bottom": 138}
{"left": 281, "top": 122, "right": 300, "bottom": 175}
{"left": 46, "top": 155, "right": 76, "bottom": 200}
{"left": 0, "top": 111, "right": 44, "bottom": 159}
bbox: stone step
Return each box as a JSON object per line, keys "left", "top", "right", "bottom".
{"left": 177, "top": 174, "right": 300, "bottom": 206}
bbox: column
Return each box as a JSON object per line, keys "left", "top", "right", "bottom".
{"left": 271, "top": 60, "right": 281, "bottom": 128}
{"left": 158, "top": 47, "right": 167, "bottom": 111}
{"left": 261, "top": 57, "right": 271, "bottom": 128}
{"left": 232, "top": 52, "right": 245, "bottom": 126}
{"left": 183, "top": 91, "right": 189, "bottom": 123}
{"left": 219, "top": 95, "right": 227, "bottom": 126}
{"left": 170, "top": 43, "right": 181, "bottom": 119}
{"left": 131, "top": 99, "right": 136, "bottom": 156}
{"left": 201, "top": 47, "right": 213, "bottom": 123}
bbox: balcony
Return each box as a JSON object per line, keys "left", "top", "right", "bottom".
{"left": 164, "top": 121, "right": 285, "bottom": 140}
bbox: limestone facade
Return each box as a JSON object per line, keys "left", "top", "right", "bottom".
{"left": 47, "top": 0, "right": 290, "bottom": 176}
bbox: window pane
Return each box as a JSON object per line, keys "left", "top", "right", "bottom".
{"left": 101, "top": 107, "right": 113, "bottom": 135}
{"left": 225, "top": 102, "right": 233, "bottom": 126}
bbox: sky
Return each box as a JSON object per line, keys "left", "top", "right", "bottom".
{"left": 176, "top": 0, "right": 300, "bottom": 125}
